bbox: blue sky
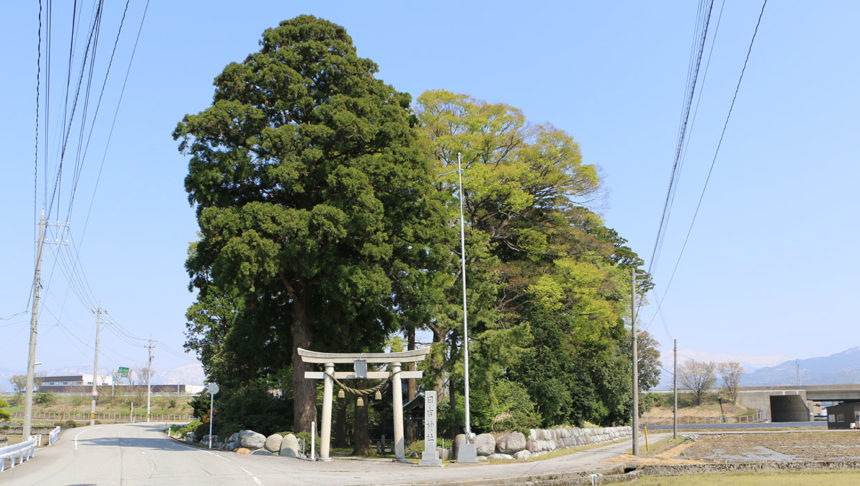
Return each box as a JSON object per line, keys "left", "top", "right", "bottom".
{"left": 2, "top": 1, "right": 858, "bottom": 389}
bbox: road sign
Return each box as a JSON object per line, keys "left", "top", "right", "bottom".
{"left": 92, "top": 389, "right": 99, "bottom": 397}
{"left": 118, "top": 367, "right": 129, "bottom": 378}
{"left": 208, "top": 383, "right": 219, "bottom": 395}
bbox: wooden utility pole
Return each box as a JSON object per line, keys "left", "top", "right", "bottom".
{"left": 23, "top": 213, "right": 46, "bottom": 439}
{"left": 90, "top": 308, "right": 102, "bottom": 426}
{"left": 673, "top": 338, "right": 678, "bottom": 440}
{"left": 631, "top": 267, "right": 639, "bottom": 456}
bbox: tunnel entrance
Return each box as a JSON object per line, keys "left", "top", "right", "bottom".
{"left": 770, "top": 394, "right": 809, "bottom": 422}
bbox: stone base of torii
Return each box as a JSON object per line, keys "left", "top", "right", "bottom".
{"left": 298, "top": 347, "right": 431, "bottom": 462}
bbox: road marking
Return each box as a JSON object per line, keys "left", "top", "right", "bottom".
{"left": 74, "top": 430, "right": 87, "bottom": 451}
{"left": 202, "top": 450, "right": 264, "bottom": 486}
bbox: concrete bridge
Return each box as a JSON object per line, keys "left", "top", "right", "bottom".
{"left": 737, "top": 384, "right": 860, "bottom": 422}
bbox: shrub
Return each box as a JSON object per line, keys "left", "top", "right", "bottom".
{"left": 35, "top": 392, "right": 54, "bottom": 404}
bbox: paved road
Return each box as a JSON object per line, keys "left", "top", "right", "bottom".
{"left": 0, "top": 423, "right": 661, "bottom": 485}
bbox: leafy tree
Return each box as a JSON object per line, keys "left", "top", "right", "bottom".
{"left": 678, "top": 359, "right": 716, "bottom": 406}
{"left": 632, "top": 331, "right": 662, "bottom": 392}
{"left": 416, "top": 90, "right": 653, "bottom": 429}
{"left": 0, "top": 399, "right": 9, "bottom": 421}
{"left": 175, "top": 16, "right": 443, "bottom": 433}
{"left": 718, "top": 361, "right": 744, "bottom": 404}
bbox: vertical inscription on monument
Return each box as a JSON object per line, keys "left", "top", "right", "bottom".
{"left": 419, "top": 390, "right": 441, "bottom": 465}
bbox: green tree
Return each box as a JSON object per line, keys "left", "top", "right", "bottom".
{"left": 0, "top": 399, "right": 9, "bottom": 421}
{"left": 416, "top": 90, "right": 651, "bottom": 429}
{"left": 175, "top": 16, "right": 444, "bottom": 433}
{"left": 10, "top": 375, "right": 27, "bottom": 395}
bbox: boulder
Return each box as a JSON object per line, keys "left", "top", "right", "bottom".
{"left": 513, "top": 450, "right": 531, "bottom": 460}
{"left": 185, "top": 432, "right": 197, "bottom": 443}
{"left": 236, "top": 448, "right": 250, "bottom": 455}
{"left": 437, "top": 447, "right": 450, "bottom": 461}
{"left": 252, "top": 449, "right": 273, "bottom": 455}
{"left": 238, "top": 430, "right": 266, "bottom": 449}
{"left": 488, "top": 453, "right": 513, "bottom": 461}
{"left": 264, "top": 434, "right": 283, "bottom": 453}
{"left": 474, "top": 433, "right": 496, "bottom": 456}
{"left": 202, "top": 434, "right": 218, "bottom": 444}
{"left": 279, "top": 433, "right": 300, "bottom": 458}
{"left": 228, "top": 432, "right": 239, "bottom": 443}
{"left": 495, "top": 431, "right": 527, "bottom": 454}
{"left": 453, "top": 434, "right": 466, "bottom": 458}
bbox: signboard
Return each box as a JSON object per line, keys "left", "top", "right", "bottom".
{"left": 419, "top": 391, "right": 441, "bottom": 466}
{"left": 118, "top": 367, "right": 129, "bottom": 378}
{"left": 208, "top": 383, "right": 219, "bottom": 395}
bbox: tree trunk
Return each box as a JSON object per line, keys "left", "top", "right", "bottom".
{"left": 352, "top": 393, "right": 372, "bottom": 455}
{"left": 405, "top": 327, "right": 416, "bottom": 443}
{"left": 291, "top": 291, "right": 316, "bottom": 433}
{"left": 334, "top": 394, "right": 348, "bottom": 448}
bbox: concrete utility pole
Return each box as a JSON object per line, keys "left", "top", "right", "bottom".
{"left": 631, "top": 267, "right": 639, "bottom": 456}
{"left": 673, "top": 339, "right": 678, "bottom": 440}
{"left": 23, "top": 212, "right": 46, "bottom": 439}
{"left": 146, "top": 340, "right": 154, "bottom": 423}
{"left": 90, "top": 307, "right": 102, "bottom": 426}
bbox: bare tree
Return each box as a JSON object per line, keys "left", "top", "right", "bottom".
{"left": 678, "top": 360, "right": 716, "bottom": 406}
{"left": 718, "top": 361, "right": 744, "bottom": 404}
{"left": 9, "top": 375, "right": 27, "bottom": 395}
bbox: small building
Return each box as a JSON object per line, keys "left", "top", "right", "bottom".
{"left": 37, "top": 374, "right": 115, "bottom": 388}
{"left": 825, "top": 402, "right": 860, "bottom": 429}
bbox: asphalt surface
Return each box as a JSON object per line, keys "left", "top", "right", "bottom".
{"left": 0, "top": 423, "right": 662, "bottom": 485}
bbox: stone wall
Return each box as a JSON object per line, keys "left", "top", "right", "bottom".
{"left": 525, "top": 426, "right": 632, "bottom": 454}
{"left": 455, "top": 426, "right": 632, "bottom": 461}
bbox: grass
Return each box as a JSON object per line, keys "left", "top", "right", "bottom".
{"left": 1, "top": 393, "right": 194, "bottom": 420}
{"left": 635, "top": 471, "right": 860, "bottom": 485}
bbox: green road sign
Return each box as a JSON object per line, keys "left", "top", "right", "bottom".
{"left": 118, "top": 367, "right": 129, "bottom": 378}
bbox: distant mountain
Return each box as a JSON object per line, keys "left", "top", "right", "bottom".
{"left": 742, "top": 346, "right": 860, "bottom": 386}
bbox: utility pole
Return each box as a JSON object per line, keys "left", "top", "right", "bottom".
{"left": 90, "top": 308, "right": 102, "bottom": 426}
{"left": 631, "top": 267, "right": 639, "bottom": 456}
{"left": 673, "top": 339, "right": 678, "bottom": 440}
{"left": 146, "top": 340, "right": 154, "bottom": 423}
{"left": 23, "top": 212, "right": 46, "bottom": 439}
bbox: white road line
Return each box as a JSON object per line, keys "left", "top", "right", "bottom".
{"left": 74, "top": 430, "right": 87, "bottom": 451}
{"left": 202, "top": 450, "right": 264, "bottom": 486}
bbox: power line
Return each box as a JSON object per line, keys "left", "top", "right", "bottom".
{"left": 646, "top": 0, "right": 768, "bottom": 327}
{"left": 646, "top": 0, "right": 715, "bottom": 279}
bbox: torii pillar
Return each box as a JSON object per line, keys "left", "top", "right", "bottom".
{"left": 298, "top": 347, "right": 430, "bottom": 462}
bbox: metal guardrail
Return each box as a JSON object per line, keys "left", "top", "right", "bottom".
{"left": 0, "top": 437, "right": 38, "bottom": 472}
{"left": 10, "top": 411, "right": 194, "bottom": 423}
{"left": 48, "top": 426, "right": 60, "bottom": 446}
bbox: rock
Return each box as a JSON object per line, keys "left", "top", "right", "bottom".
{"left": 202, "top": 434, "right": 218, "bottom": 444}
{"left": 224, "top": 442, "right": 237, "bottom": 451}
{"left": 478, "top": 456, "right": 488, "bottom": 462}
{"left": 474, "top": 433, "right": 496, "bottom": 456}
{"left": 453, "top": 434, "right": 466, "bottom": 458}
{"left": 437, "top": 447, "right": 450, "bottom": 461}
{"left": 265, "top": 434, "right": 283, "bottom": 453}
{"left": 252, "top": 449, "right": 273, "bottom": 455}
{"left": 238, "top": 430, "right": 266, "bottom": 449}
{"left": 228, "top": 432, "right": 239, "bottom": 443}
{"left": 488, "top": 453, "right": 513, "bottom": 461}
{"left": 279, "top": 433, "right": 300, "bottom": 458}
{"left": 527, "top": 439, "right": 540, "bottom": 453}
{"left": 496, "top": 431, "right": 527, "bottom": 454}
{"left": 236, "top": 448, "right": 250, "bottom": 455}
{"left": 513, "top": 450, "right": 531, "bottom": 460}
{"left": 409, "top": 452, "right": 419, "bottom": 459}
{"left": 185, "top": 432, "right": 197, "bottom": 443}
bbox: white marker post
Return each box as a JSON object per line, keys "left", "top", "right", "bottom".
{"left": 208, "top": 383, "right": 219, "bottom": 449}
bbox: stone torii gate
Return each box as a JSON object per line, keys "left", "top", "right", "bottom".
{"left": 298, "top": 347, "right": 430, "bottom": 461}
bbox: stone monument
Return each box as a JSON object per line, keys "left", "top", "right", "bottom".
{"left": 419, "top": 391, "right": 442, "bottom": 466}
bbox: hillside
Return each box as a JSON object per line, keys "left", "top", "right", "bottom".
{"left": 742, "top": 346, "right": 860, "bottom": 386}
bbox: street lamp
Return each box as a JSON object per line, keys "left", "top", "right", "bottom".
{"left": 440, "top": 153, "right": 477, "bottom": 463}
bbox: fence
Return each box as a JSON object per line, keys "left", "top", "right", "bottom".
{"left": 10, "top": 411, "right": 194, "bottom": 423}
{"left": 642, "top": 409, "right": 767, "bottom": 426}
{"left": 0, "top": 437, "right": 37, "bottom": 472}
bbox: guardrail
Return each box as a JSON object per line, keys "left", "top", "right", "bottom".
{"left": 48, "top": 426, "right": 60, "bottom": 446}
{"left": 11, "top": 412, "right": 195, "bottom": 423}
{"left": 642, "top": 409, "right": 767, "bottom": 426}
{"left": 0, "top": 437, "right": 38, "bottom": 472}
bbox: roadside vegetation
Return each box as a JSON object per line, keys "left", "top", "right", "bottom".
{"left": 635, "top": 471, "right": 860, "bottom": 485}
{"left": 0, "top": 392, "right": 194, "bottom": 421}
